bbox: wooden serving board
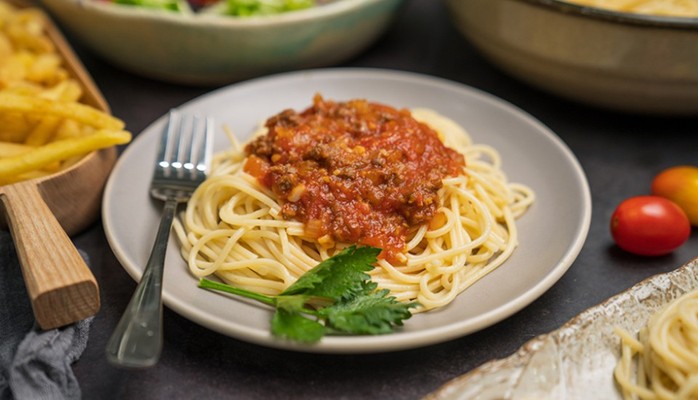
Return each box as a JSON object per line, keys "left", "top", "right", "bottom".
{"left": 0, "top": 0, "right": 116, "bottom": 329}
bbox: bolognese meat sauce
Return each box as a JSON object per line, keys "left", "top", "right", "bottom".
{"left": 244, "top": 95, "right": 465, "bottom": 262}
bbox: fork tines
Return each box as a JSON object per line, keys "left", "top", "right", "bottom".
{"left": 155, "top": 109, "right": 213, "bottom": 184}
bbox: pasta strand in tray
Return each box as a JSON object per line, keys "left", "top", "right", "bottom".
{"left": 615, "top": 290, "right": 698, "bottom": 400}
{"left": 564, "top": 0, "right": 698, "bottom": 17}
{"left": 173, "top": 99, "right": 534, "bottom": 312}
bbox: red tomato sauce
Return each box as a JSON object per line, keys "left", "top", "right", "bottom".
{"left": 244, "top": 95, "right": 465, "bottom": 262}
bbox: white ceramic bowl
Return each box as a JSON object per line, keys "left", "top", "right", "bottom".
{"left": 41, "top": 0, "right": 403, "bottom": 85}
{"left": 446, "top": 0, "right": 698, "bottom": 115}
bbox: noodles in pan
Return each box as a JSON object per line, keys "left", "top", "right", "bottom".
{"left": 614, "top": 289, "right": 698, "bottom": 399}
{"left": 173, "top": 96, "right": 534, "bottom": 311}
{"left": 564, "top": 0, "right": 698, "bottom": 17}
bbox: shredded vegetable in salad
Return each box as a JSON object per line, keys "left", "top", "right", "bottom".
{"left": 106, "top": 0, "right": 336, "bottom": 15}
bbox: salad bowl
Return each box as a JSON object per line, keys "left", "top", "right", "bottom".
{"left": 40, "top": 0, "right": 404, "bottom": 85}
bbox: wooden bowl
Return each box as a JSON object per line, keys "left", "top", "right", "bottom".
{"left": 0, "top": 0, "right": 116, "bottom": 329}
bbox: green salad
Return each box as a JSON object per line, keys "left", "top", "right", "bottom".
{"left": 111, "top": 0, "right": 185, "bottom": 11}
{"left": 107, "top": 0, "right": 335, "bottom": 15}
{"left": 225, "top": 0, "right": 317, "bottom": 16}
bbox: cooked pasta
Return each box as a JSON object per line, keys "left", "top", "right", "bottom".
{"left": 614, "top": 290, "right": 698, "bottom": 399}
{"left": 173, "top": 97, "right": 534, "bottom": 312}
{"left": 564, "top": 0, "right": 698, "bottom": 17}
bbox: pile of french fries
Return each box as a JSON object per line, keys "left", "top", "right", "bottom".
{"left": 0, "top": 1, "right": 131, "bottom": 185}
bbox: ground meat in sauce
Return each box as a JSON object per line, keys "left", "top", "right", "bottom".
{"left": 244, "top": 95, "right": 465, "bottom": 263}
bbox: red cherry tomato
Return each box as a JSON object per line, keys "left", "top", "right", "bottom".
{"left": 610, "top": 195, "right": 690, "bottom": 256}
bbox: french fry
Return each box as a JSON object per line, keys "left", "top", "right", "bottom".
{"left": 0, "top": 111, "right": 31, "bottom": 142}
{"left": 0, "top": 141, "right": 33, "bottom": 157}
{"left": 0, "top": 1, "right": 132, "bottom": 186}
{"left": 0, "top": 92, "right": 124, "bottom": 130}
{"left": 39, "top": 80, "right": 82, "bottom": 102}
{"left": 3, "top": 169, "right": 48, "bottom": 185}
{"left": 5, "top": 13, "right": 54, "bottom": 54}
{"left": 0, "top": 34, "right": 12, "bottom": 59}
{"left": 60, "top": 81, "right": 83, "bottom": 102}
{"left": 24, "top": 115, "right": 59, "bottom": 146}
{"left": 53, "top": 118, "right": 80, "bottom": 140}
{"left": 0, "top": 54, "right": 29, "bottom": 86}
{"left": 2, "top": 81, "right": 43, "bottom": 97}
{"left": 0, "top": 130, "right": 131, "bottom": 182}
{"left": 26, "top": 53, "right": 62, "bottom": 84}
{"left": 0, "top": 140, "right": 60, "bottom": 171}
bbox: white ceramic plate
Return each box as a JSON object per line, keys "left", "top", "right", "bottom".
{"left": 102, "top": 68, "right": 591, "bottom": 353}
{"left": 425, "top": 258, "right": 698, "bottom": 400}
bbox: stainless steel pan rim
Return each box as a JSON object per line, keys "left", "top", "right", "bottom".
{"left": 520, "top": 0, "right": 698, "bottom": 29}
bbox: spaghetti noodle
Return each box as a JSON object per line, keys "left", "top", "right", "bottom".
{"left": 614, "top": 290, "right": 698, "bottom": 399}
{"left": 173, "top": 97, "right": 534, "bottom": 311}
{"left": 564, "top": 0, "right": 698, "bottom": 17}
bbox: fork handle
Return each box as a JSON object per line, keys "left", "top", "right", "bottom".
{"left": 105, "top": 196, "right": 178, "bottom": 368}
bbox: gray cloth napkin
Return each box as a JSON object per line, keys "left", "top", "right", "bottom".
{"left": 0, "top": 231, "right": 92, "bottom": 400}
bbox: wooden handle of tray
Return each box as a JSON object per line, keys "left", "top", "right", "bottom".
{"left": 0, "top": 183, "right": 100, "bottom": 330}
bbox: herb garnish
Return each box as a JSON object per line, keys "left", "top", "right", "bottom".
{"left": 199, "top": 246, "right": 419, "bottom": 343}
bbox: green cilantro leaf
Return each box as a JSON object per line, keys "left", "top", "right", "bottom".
{"left": 271, "top": 308, "right": 324, "bottom": 343}
{"left": 281, "top": 246, "right": 380, "bottom": 301}
{"left": 198, "top": 245, "right": 418, "bottom": 343}
{"left": 322, "top": 288, "right": 418, "bottom": 335}
{"left": 274, "top": 294, "right": 311, "bottom": 313}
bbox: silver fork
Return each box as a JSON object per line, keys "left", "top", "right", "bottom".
{"left": 106, "top": 109, "right": 213, "bottom": 368}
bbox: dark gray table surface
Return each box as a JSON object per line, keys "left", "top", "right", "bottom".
{"left": 51, "top": 0, "right": 698, "bottom": 399}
